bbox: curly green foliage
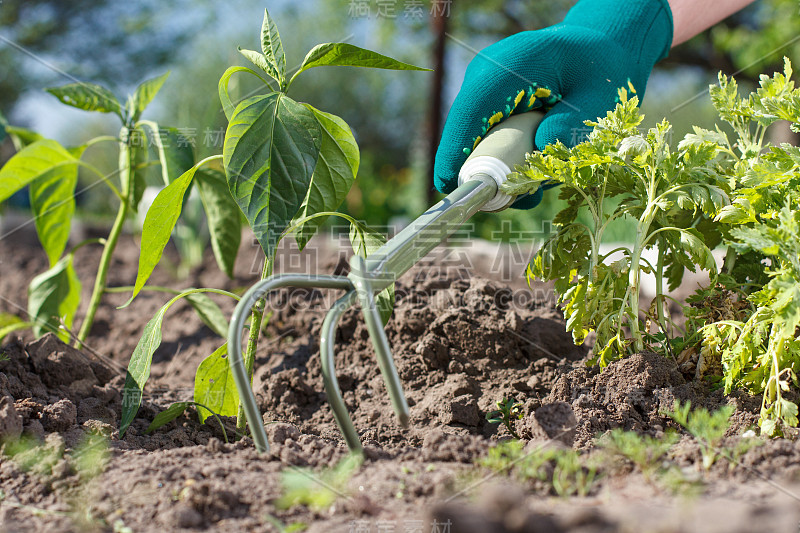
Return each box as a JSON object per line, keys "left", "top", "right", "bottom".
{"left": 504, "top": 89, "right": 728, "bottom": 362}
{"left": 700, "top": 59, "right": 800, "bottom": 436}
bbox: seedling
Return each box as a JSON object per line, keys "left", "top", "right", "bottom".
{"left": 486, "top": 397, "right": 523, "bottom": 439}
{"left": 145, "top": 401, "right": 231, "bottom": 443}
{"left": 118, "top": 9, "right": 427, "bottom": 436}
{"left": 276, "top": 454, "right": 362, "bottom": 511}
{"left": 478, "top": 440, "right": 599, "bottom": 497}
{"left": 550, "top": 449, "right": 599, "bottom": 497}
{"left": 665, "top": 399, "right": 733, "bottom": 469}
{"left": 597, "top": 428, "right": 678, "bottom": 480}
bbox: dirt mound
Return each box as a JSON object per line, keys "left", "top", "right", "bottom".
{"left": 0, "top": 334, "right": 121, "bottom": 446}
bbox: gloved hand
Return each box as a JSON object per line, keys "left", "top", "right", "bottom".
{"left": 434, "top": 0, "right": 673, "bottom": 209}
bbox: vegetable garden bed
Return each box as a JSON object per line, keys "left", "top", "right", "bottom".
{"left": 0, "top": 228, "right": 798, "bottom": 533}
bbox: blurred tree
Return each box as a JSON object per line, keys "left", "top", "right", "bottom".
{"left": 0, "top": 0, "right": 213, "bottom": 112}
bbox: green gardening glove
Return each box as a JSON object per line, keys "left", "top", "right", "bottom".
{"left": 434, "top": 0, "right": 673, "bottom": 209}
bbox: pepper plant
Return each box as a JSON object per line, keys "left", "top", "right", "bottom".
{"left": 119, "top": 9, "right": 428, "bottom": 436}
{"left": 0, "top": 72, "right": 218, "bottom": 345}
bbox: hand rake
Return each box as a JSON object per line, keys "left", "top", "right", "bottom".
{"left": 227, "top": 112, "right": 544, "bottom": 454}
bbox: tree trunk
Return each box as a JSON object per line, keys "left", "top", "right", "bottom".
{"left": 427, "top": 5, "right": 449, "bottom": 204}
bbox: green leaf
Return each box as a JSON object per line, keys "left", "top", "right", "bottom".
{"left": 138, "top": 123, "right": 195, "bottom": 186}
{"left": 0, "top": 321, "right": 32, "bottom": 344}
{"left": 196, "top": 169, "right": 242, "bottom": 278}
{"left": 5, "top": 126, "right": 43, "bottom": 150}
{"left": 292, "top": 105, "right": 358, "bottom": 250}
{"left": 128, "top": 72, "right": 170, "bottom": 122}
{"left": 120, "top": 303, "right": 168, "bottom": 435}
{"left": 125, "top": 165, "right": 198, "bottom": 306}
{"left": 193, "top": 343, "right": 238, "bottom": 423}
{"left": 29, "top": 162, "right": 79, "bottom": 266}
{"left": 121, "top": 289, "right": 222, "bottom": 435}
{"left": 218, "top": 66, "right": 271, "bottom": 122}
{"left": 291, "top": 43, "right": 430, "bottom": 85}
{"left": 0, "top": 313, "right": 31, "bottom": 343}
{"left": 145, "top": 402, "right": 189, "bottom": 434}
{"left": 349, "top": 223, "right": 394, "bottom": 325}
{"left": 45, "top": 83, "right": 122, "bottom": 119}
{"left": 27, "top": 254, "right": 81, "bottom": 341}
{"left": 238, "top": 48, "right": 280, "bottom": 82}
{"left": 157, "top": 128, "right": 195, "bottom": 185}
{"left": 184, "top": 293, "right": 228, "bottom": 337}
{"left": 0, "top": 312, "right": 23, "bottom": 329}
{"left": 260, "top": 8, "right": 286, "bottom": 83}
{"left": 0, "top": 139, "right": 78, "bottom": 204}
{"left": 223, "top": 93, "right": 321, "bottom": 258}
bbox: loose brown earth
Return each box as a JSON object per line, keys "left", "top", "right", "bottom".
{"left": 0, "top": 219, "right": 798, "bottom": 533}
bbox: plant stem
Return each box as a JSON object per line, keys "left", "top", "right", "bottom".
{"left": 655, "top": 244, "right": 667, "bottom": 337}
{"left": 236, "top": 256, "right": 274, "bottom": 433}
{"left": 75, "top": 128, "right": 133, "bottom": 345}
{"left": 723, "top": 246, "right": 737, "bottom": 276}
{"left": 628, "top": 228, "right": 646, "bottom": 353}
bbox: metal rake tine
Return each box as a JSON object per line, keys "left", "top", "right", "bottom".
{"left": 349, "top": 256, "right": 410, "bottom": 428}
{"left": 319, "top": 290, "right": 363, "bottom": 453}
{"left": 228, "top": 274, "right": 353, "bottom": 453}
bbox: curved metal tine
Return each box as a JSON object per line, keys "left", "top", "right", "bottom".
{"left": 228, "top": 274, "right": 353, "bottom": 453}
{"left": 349, "top": 256, "right": 410, "bottom": 428}
{"left": 319, "top": 290, "right": 363, "bottom": 453}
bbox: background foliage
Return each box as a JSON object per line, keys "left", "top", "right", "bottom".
{"left": 1, "top": 0, "right": 798, "bottom": 240}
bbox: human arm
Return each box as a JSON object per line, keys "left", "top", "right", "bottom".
{"left": 669, "top": 0, "right": 756, "bottom": 45}
{"left": 433, "top": 0, "right": 755, "bottom": 208}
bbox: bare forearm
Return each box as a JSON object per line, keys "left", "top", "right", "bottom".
{"left": 669, "top": 0, "right": 756, "bottom": 45}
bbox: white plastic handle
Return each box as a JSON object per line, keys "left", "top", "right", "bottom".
{"left": 457, "top": 112, "right": 544, "bottom": 212}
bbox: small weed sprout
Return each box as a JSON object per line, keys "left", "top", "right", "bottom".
{"left": 551, "top": 450, "right": 599, "bottom": 497}
{"left": 597, "top": 428, "right": 678, "bottom": 481}
{"left": 486, "top": 397, "right": 524, "bottom": 439}
{"left": 277, "top": 454, "right": 363, "bottom": 511}
{"left": 665, "top": 400, "right": 734, "bottom": 469}
{"left": 478, "top": 440, "right": 599, "bottom": 497}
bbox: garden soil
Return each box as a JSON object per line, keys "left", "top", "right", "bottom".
{"left": 0, "top": 220, "right": 798, "bottom": 533}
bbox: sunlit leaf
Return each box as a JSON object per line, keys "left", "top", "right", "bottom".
{"left": 292, "top": 105, "right": 358, "bottom": 250}
{"left": 46, "top": 83, "right": 122, "bottom": 119}
{"left": 223, "top": 93, "right": 321, "bottom": 258}
{"left": 27, "top": 254, "right": 81, "bottom": 342}
{"left": 194, "top": 343, "right": 238, "bottom": 423}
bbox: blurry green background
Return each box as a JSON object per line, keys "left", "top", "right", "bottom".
{"left": 0, "top": 0, "right": 797, "bottom": 242}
